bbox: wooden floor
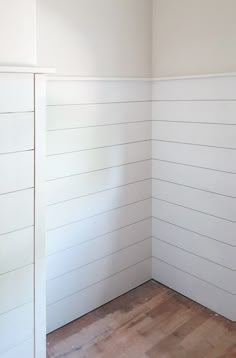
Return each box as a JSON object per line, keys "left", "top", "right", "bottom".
{"left": 47, "top": 280, "right": 236, "bottom": 358}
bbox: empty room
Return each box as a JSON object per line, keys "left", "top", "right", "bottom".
{"left": 0, "top": 0, "right": 235, "bottom": 357}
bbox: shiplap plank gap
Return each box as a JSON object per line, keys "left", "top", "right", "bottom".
{"left": 152, "top": 159, "right": 235, "bottom": 175}
{"left": 47, "top": 100, "right": 152, "bottom": 107}
{"left": 153, "top": 139, "right": 236, "bottom": 151}
{"left": 47, "top": 139, "right": 151, "bottom": 157}
{"left": 47, "top": 120, "right": 152, "bottom": 131}
{"left": 152, "top": 99, "right": 236, "bottom": 102}
{"left": 0, "top": 111, "right": 33, "bottom": 115}
{"left": 0, "top": 225, "right": 34, "bottom": 238}
{"left": 0, "top": 263, "right": 33, "bottom": 277}
{"left": 152, "top": 120, "right": 236, "bottom": 126}
{"left": 0, "top": 149, "right": 34, "bottom": 156}
{"left": 0, "top": 187, "right": 34, "bottom": 197}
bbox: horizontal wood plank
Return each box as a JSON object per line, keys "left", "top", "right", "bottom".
{"left": 152, "top": 238, "right": 235, "bottom": 293}
{"left": 152, "top": 258, "right": 235, "bottom": 321}
{"left": 47, "top": 102, "right": 151, "bottom": 130}
{"left": 0, "top": 339, "right": 33, "bottom": 358}
{"left": 152, "top": 179, "right": 235, "bottom": 221}
{"left": 47, "top": 258, "right": 151, "bottom": 333}
{"left": 47, "top": 238, "right": 151, "bottom": 305}
{"left": 0, "top": 73, "right": 33, "bottom": 113}
{"left": 152, "top": 76, "right": 236, "bottom": 100}
{"left": 152, "top": 121, "right": 236, "bottom": 149}
{"left": 47, "top": 180, "right": 151, "bottom": 230}
{"left": 0, "top": 189, "right": 34, "bottom": 235}
{"left": 47, "top": 141, "right": 151, "bottom": 180}
{"left": 0, "top": 266, "right": 33, "bottom": 315}
{"left": 0, "top": 151, "right": 34, "bottom": 194}
{"left": 47, "top": 219, "right": 151, "bottom": 279}
{"left": 152, "top": 218, "right": 235, "bottom": 269}
{"left": 47, "top": 160, "right": 151, "bottom": 205}
{"left": 0, "top": 302, "right": 34, "bottom": 355}
{"left": 47, "top": 199, "right": 151, "bottom": 255}
{"left": 152, "top": 160, "right": 235, "bottom": 197}
{"left": 0, "top": 113, "right": 34, "bottom": 154}
{"left": 0, "top": 227, "right": 33, "bottom": 274}
{"left": 152, "top": 100, "right": 236, "bottom": 124}
{"left": 47, "top": 80, "right": 151, "bottom": 105}
{"left": 152, "top": 199, "right": 234, "bottom": 246}
{"left": 48, "top": 122, "right": 151, "bottom": 155}
{"left": 152, "top": 140, "right": 236, "bottom": 173}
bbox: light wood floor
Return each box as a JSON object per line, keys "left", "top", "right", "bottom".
{"left": 47, "top": 280, "right": 236, "bottom": 358}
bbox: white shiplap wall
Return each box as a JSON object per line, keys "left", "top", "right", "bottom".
{"left": 46, "top": 75, "right": 235, "bottom": 334}
{"left": 46, "top": 79, "right": 152, "bottom": 333}
{"left": 152, "top": 75, "right": 236, "bottom": 321}
{"left": 0, "top": 71, "right": 48, "bottom": 358}
{"left": 0, "top": 74, "right": 35, "bottom": 358}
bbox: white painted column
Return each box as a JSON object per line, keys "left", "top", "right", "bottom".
{"left": 0, "top": 67, "right": 53, "bottom": 358}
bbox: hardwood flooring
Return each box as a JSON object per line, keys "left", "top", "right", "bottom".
{"left": 47, "top": 280, "right": 236, "bottom": 358}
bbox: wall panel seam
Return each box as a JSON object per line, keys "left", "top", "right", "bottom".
{"left": 47, "top": 100, "right": 153, "bottom": 107}
{"left": 152, "top": 120, "right": 236, "bottom": 125}
{"left": 47, "top": 139, "right": 151, "bottom": 157}
{"left": 151, "top": 158, "right": 235, "bottom": 174}
{"left": 152, "top": 139, "right": 236, "bottom": 150}
{"left": 47, "top": 120, "right": 152, "bottom": 131}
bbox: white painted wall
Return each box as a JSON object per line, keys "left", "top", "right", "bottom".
{"left": 46, "top": 78, "right": 152, "bottom": 332}
{"left": 0, "top": 0, "right": 36, "bottom": 65}
{"left": 152, "top": 75, "right": 236, "bottom": 321}
{"left": 37, "top": 0, "right": 152, "bottom": 76}
{"left": 152, "top": 0, "right": 236, "bottom": 77}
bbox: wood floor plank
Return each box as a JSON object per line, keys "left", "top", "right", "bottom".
{"left": 47, "top": 281, "right": 236, "bottom": 358}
